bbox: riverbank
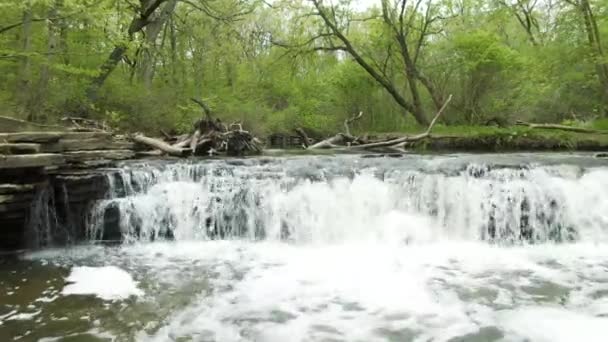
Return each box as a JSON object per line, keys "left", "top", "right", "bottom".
{"left": 378, "top": 126, "right": 608, "bottom": 152}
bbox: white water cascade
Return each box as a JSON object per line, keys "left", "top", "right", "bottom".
{"left": 11, "top": 153, "right": 608, "bottom": 342}
{"left": 87, "top": 154, "right": 608, "bottom": 245}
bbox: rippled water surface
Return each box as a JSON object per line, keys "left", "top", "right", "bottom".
{"left": 1, "top": 153, "right": 608, "bottom": 341}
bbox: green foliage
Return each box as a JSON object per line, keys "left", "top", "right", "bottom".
{"left": 0, "top": 0, "right": 607, "bottom": 136}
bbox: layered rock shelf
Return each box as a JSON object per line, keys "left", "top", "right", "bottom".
{"left": 0, "top": 131, "right": 137, "bottom": 252}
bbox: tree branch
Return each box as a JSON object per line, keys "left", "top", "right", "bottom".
{"left": 344, "top": 111, "right": 363, "bottom": 136}
{"left": 1, "top": 17, "right": 66, "bottom": 35}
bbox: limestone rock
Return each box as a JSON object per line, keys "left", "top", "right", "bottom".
{"left": 42, "top": 138, "right": 132, "bottom": 153}
{"left": 63, "top": 150, "right": 135, "bottom": 163}
{"left": 0, "top": 193, "right": 35, "bottom": 204}
{"left": 0, "top": 132, "right": 64, "bottom": 143}
{"left": 0, "top": 154, "right": 65, "bottom": 169}
{"left": 61, "top": 132, "right": 112, "bottom": 140}
{"left": 0, "top": 183, "right": 38, "bottom": 194}
{"left": 0, "top": 143, "right": 41, "bottom": 154}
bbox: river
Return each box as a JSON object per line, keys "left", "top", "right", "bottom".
{"left": 1, "top": 153, "right": 608, "bottom": 341}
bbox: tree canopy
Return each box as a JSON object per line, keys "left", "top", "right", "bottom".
{"left": 0, "top": 0, "right": 606, "bottom": 135}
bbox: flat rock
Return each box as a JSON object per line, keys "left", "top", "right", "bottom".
{"left": 64, "top": 150, "right": 135, "bottom": 163}
{"left": 0, "top": 183, "right": 43, "bottom": 194}
{"left": 0, "top": 154, "right": 65, "bottom": 169}
{"left": 0, "top": 193, "right": 35, "bottom": 204}
{"left": 42, "top": 138, "right": 134, "bottom": 153}
{"left": 61, "top": 132, "right": 112, "bottom": 140}
{"left": 0, "top": 132, "right": 64, "bottom": 143}
{"left": 0, "top": 201, "right": 31, "bottom": 213}
{"left": 0, "top": 143, "right": 41, "bottom": 154}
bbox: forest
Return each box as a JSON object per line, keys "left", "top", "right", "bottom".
{"left": 0, "top": 0, "right": 607, "bottom": 137}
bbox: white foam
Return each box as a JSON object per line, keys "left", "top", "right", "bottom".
{"left": 129, "top": 241, "right": 608, "bottom": 342}
{"left": 499, "top": 306, "right": 608, "bottom": 342}
{"left": 62, "top": 266, "right": 143, "bottom": 300}
{"left": 91, "top": 160, "right": 608, "bottom": 244}
{"left": 5, "top": 310, "right": 41, "bottom": 321}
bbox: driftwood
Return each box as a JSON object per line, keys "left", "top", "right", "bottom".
{"left": 515, "top": 121, "right": 608, "bottom": 134}
{"left": 309, "top": 95, "right": 453, "bottom": 151}
{"left": 294, "top": 128, "right": 313, "bottom": 148}
{"left": 131, "top": 99, "right": 263, "bottom": 157}
{"left": 352, "top": 94, "right": 452, "bottom": 150}
{"left": 308, "top": 133, "right": 359, "bottom": 149}
{"left": 160, "top": 129, "right": 173, "bottom": 140}
{"left": 308, "top": 111, "right": 366, "bottom": 149}
{"left": 344, "top": 111, "right": 363, "bottom": 136}
{"left": 132, "top": 134, "right": 192, "bottom": 157}
{"left": 189, "top": 129, "right": 201, "bottom": 153}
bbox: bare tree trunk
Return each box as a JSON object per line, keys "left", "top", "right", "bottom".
{"left": 577, "top": 0, "right": 608, "bottom": 115}
{"left": 169, "top": 18, "right": 178, "bottom": 86}
{"left": 84, "top": 0, "right": 168, "bottom": 103}
{"left": 406, "top": 71, "right": 426, "bottom": 124}
{"left": 381, "top": 0, "right": 431, "bottom": 125}
{"left": 193, "top": 39, "right": 204, "bottom": 95}
{"left": 137, "top": 0, "right": 178, "bottom": 89}
{"left": 309, "top": 0, "right": 428, "bottom": 126}
{"left": 400, "top": 41, "right": 428, "bottom": 124}
{"left": 29, "top": 0, "right": 63, "bottom": 122}
{"left": 18, "top": 2, "right": 33, "bottom": 113}
{"left": 85, "top": 45, "right": 128, "bottom": 102}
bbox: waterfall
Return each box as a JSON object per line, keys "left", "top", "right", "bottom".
{"left": 87, "top": 154, "right": 608, "bottom": 244}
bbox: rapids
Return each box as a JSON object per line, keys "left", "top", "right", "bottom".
{"left": 1, "top": 153, "right": 608, "bottom": 341}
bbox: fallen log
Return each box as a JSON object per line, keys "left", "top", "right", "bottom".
{"left": 515, "top": 121, "right": 608, "bottom": 134}
{"left": 308, "top": 95, "right": 453, "bottom": 151}
{"left": 308, "top": 133, "right": 358, "bottom": 149}
{"left": 351, "top": 94, "right": 452, "bottom": 150}
{"left": 171, "top": 134, "right": 192, "bottom": 148}
{"left": 293, "top": 128, "right": 316, "bottom": 148}
{"left": 132, "top": 134, "right": 192, "bottom": 157}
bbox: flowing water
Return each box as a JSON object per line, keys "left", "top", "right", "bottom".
{"left": 2, "top": 153, "right": 608, "bottom": 341}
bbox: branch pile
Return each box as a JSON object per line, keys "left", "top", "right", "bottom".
{"left": 131, "top": 99, "right": 263, "bottom": 157}
{"left": 308, "top": 95, "right": 453, "bottom": 152}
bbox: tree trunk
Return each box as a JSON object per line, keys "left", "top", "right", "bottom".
{"left": 406, "top": 71, "right": 427, "bottom": 126}
{"left": 84, "top": 0, "right": 168, "bottom": 103}
{"left": 169, "top": 19, "right": 178, "bottom": 86}
{"left": 395, "top": 30, "right": 430, "bottom": 125}
{"left": 29, "top": 0, "right": 63, "bottom": 122}
{"left": 310, "top": 0, "right": 428, "bottom": 126}
{"left": 18, "top": 3, "right": 33, "bottom": 112}
{"left": 137, "top": 0, "right": 178, "bottom": 89}
{"left": 578, "top": 0, "right": 608, "bottom": 115}
{"left": 85, "top": 45, "right": 128, "bottom": 102}
{"left": 57, "top": 0, "right": 69, "bottom": 65}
